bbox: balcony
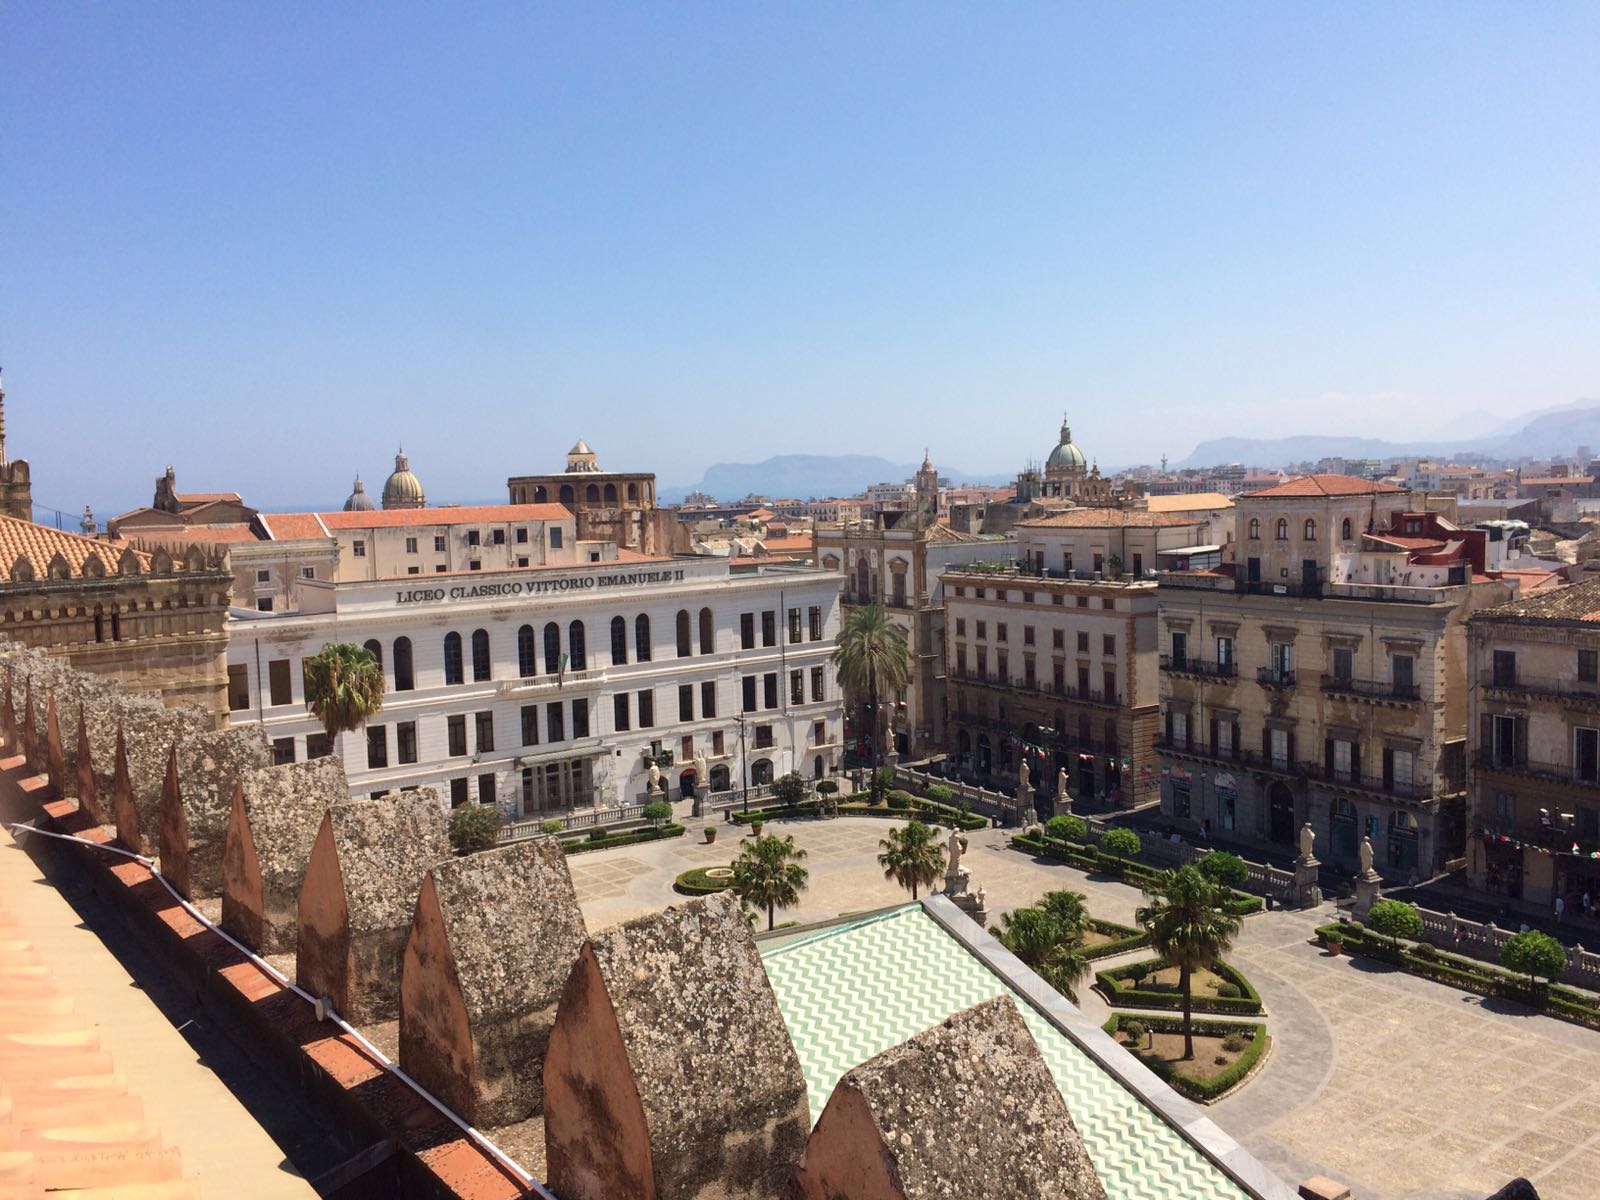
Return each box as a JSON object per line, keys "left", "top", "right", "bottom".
{"left": 1480, "top": 672, "right": 1600, "bottom": 707}
{"left": 1320, "top": 674, "right": 1421, "bottom": 704}
{"left": 1305, "top": 763, "right": 1432, "bottom": 801}
{"left": 949, "top": 670, "right": 1122, "bottom": 708}
{"left": 1473, "top": 750, "right": 1600, "bottom": 790}
{"left": 1159, "top": 655, "right": 1237, "bottom": 681}
{"left": 1256, "top": 667, "right": 1296, "bottom": 689}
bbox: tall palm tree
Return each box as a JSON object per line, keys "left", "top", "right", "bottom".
{"left": 731, "top": 833, "right": 810, "bottom": 931}
{"left": 1136, "top": 864, "right": 1241, "bottom": 1060}
{"left": 832, "top": 604, "right": 910, "bottom": 800}
{"left": 1039, "top": 889, "right": 1092, "bottom": 941}
{"left": 302, "top": 642, "right": 386, "bottom": 745}
{"left": 877, "top": 819, "right": 945, "bottom": 901}
{"left": 994, "top": 904, "right": 1091, "bottom": 1001}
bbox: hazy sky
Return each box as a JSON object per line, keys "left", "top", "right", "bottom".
{"left": 4, "top": 4, "right": 1598, "bottom": 519}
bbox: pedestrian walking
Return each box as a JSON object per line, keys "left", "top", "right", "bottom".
{"left": 1555, "top": 894, "right": 1565, "bottom": 924}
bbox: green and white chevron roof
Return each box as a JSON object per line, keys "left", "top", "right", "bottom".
{"left": 760, "top": 905, "right": 1249, "bottom": 1200}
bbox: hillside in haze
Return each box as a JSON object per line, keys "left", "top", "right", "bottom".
{"left": 1176, "top": 401, "right": 1600, "bottom": 469}
{"left": 661, "top": 455, "right": 1013, "bottom": 503}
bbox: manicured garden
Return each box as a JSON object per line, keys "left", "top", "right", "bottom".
{"left": 560, "top": 822, "right": 686, "bottom": 855}
{"left": 1082, "top": 918, "right": 1150, "bottom": 960}
{"left": 1095, "top": 956, "right": 1263, "bottom": 1015}
{"left": 1010, "top": 828, "right": 1264, "bottom": 916}
{"left": 730, "top": 789, "right": 988, "bottom": 832}
{"left": 673, "top": 865, "right": 735, "bottom": 895}
{"left": 1101, "top": 1013, "right": 1269, "bottom": 1102}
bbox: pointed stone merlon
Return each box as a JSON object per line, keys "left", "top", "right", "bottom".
{"left": 788, "top": 996, "right": 1107, "bottom": 1200}
{"left": 399, "top": 838, "right": 587, "bottom": 1127}
{"left": 221, "top": 757, "right": 349, "bottom": 954}
{"left": 157, "top": 724, "right": 271, "bottom": 899}
{"left": 544, "top": 891, "right": 810, "bottom": 1200}
{"left": 297, "top": 790, "right": 449, "bottom": 1023}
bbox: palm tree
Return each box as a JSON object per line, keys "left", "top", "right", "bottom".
{"left": 994, "top": 905, "right": 1091, "bottom": 1001}
{"left": 1039, "top": 889, "right": 1092, "bottom": 941}
{"left": 877, "top": 819, "right": 945, "bottom": 901}
{"left": 302, "top": 642, "right": 386, "bottom": 744}
{"left": 731, "top": 834, "right": 810, "bottom": 930}
{"left": 832, "top": 604, "right": 910, "bottom": 801}
{"left": 1136, "top": 864, "right": 1241, "bottom": 1060}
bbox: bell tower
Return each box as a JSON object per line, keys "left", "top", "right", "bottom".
{"left": 0, "top": 369, "right": 34, "bottom": 522}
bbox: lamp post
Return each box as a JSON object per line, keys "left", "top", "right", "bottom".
{"left": 736, "top": 710, "right": 749, "bottom": 814}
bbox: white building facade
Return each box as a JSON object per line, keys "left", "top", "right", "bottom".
{"left": 225, "top": 556, "right": 844, "bottom": 816}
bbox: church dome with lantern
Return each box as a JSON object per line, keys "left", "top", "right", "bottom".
{"left": 1045, "top": 419, "right": 1087, "bottom": 473}
{"left": 342, "top": 475, "right": 376, "bottom": 512}
{"left": 382, "top": 449, "right": 426, "bottom": 510}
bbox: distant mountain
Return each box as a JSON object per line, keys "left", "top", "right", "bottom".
{"left": 660, "top": 455, "right": 1014, "bottom": 504}
{"left": 1175, "top": 401, "right": 1600, "bottom": 469}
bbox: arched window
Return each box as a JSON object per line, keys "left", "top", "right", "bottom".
{"left": 1248, "top": 518, "right": 1261, "bottom": 539}
{"left": 710, "top": 764, "right": 730, "bottom": 792}
{"left": 533, "top": 485, "right": 548, "bottom": 503}
{"left": 393, "top": 637, "right": 414, "bottom": 691}
{"left": 1341, "top": 517, "right": 1353, "bottom": 541}
{"left": 443, "top": 632, "right": 464, "bottom": 685}
{"left": 1304, "top": 519, "right": 1317, "bottom": 540}
{"left": 750, "top": 759, "right": 774, "bottom": 787}
{"left": 568, "top": 620, "right": 587, "bottom": 671}
{"left": 699, "top": 606, "right": 713, "bottom": 655}
{"left": 610, "top": 615, "right": 628, "bottom": 666}
{"left": 627, "top": 482, "right": 639, "bottom": 502}
{"left": 517, "top": 624, "right": 536, "bottom": 677}
{"left": 635, "top": 613, "right": 652, "bottom": 662}
{"left": 604, "top": 483, "right": 618, "bottom": 504}
{"left": 362, "top": 639, "right": 383, "bottom": 672}
{"left": 585, "top": 484, "right": 600, "bottom": 503}
{"left": 544, "top": 623, "right": 561, "bottom": 674}
{"left": 676, "top": 609, "right": 692, "bottom": 657}
{"left": 1275, "top": 518, "right": 1288, "bottom": 540}
{"left": 813, "top": 755, "right": 824, "bottom": 780}
{"left": 471, "top": 629, "right": 491, "bottom": 681}
{"left": 559, "top": 484, "right": 574, "bottom": 505}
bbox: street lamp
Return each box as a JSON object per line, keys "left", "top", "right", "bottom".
{"left": 736, "top": 710, "right": 749, "bottom": 814}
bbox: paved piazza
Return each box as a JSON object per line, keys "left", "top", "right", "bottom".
{"left": 569, "top": 815, "right": 1600, "bottom": 1200}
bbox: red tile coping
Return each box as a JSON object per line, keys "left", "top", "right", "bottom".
{"left": 0, "top": 755, "right": 534, "bottom": 1200}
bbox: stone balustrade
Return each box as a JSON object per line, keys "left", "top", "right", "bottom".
{"left": 1413, "top": 906, "right": 1600, "bottom": 993}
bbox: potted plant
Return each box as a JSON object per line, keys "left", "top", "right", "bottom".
{"left": 1323, "top": 926, "right": 1345, "bottom": 956}
{"left": 704, "top": 826, "right": 717, "bottom": 844}
{"left": 751, "top": 818, "right": 765, "bottom": 836}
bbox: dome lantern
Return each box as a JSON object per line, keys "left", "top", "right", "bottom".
{"left": 382, "top": 449, "right": 426, "bottom": 510}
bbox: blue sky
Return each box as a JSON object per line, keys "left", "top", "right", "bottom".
{"left": 4, "top": 3, "right": 1597, "bottom": 518}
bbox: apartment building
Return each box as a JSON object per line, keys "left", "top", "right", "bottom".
{"left": 1158, "top": 476, "right": 1514, "bottom": 880}
{"left": 1467, "top": 578, "right": 1600, "bottom": 908}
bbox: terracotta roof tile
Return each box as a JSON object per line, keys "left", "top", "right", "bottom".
{"left": 1244, "top": 474, "right": 1407, "bottom": 499}
{"left": 175, "top": 491, "right": 244, "bottom": 504}
{"left": 0, "top": 516, "right": 152, "bottom": 578}
{"left": 259, "top": 504, "right": 574, "bottom": 539}
{"left": 1476, "top": 577, "right": 1600, "bottom": 623}
{"left": 1144, "top": 492, "right": 1234, "bottom": 512}
{"left": 1018, "top": 509, "right": 1203, "bottom": 529}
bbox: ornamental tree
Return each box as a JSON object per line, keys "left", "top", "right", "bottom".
{"left": 1366, "top": 899, "right": 1423, "bottom": 949}
{"left": 1197, "top": 851, "right": 1249, "bottom": 889}
{"left": 1100, "top": 827, "right": 1142, "bottom": 860}
{"left": 1501, "top": 929, "right": 1568, "bottom": 987}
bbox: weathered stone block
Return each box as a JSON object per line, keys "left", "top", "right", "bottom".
{"left": 544, "top": 891, "right": 810, "bottom": 1200}
{"left": 221, "top": 757, "right": 349, "bottom": 954}
{"left": 297, "top": 790, "right": 449, "bottom": 1023}
{"left": 788, "top": 995, "right": 1105, "bottom": 1200}
{"left": 400, "top": 838, "right": 587, "bottom": 1126}
{"left": 109, "top": 695, "right": 209, "bottom": 855}
{"left": 157, "top": 724, "right": 271, "bottom": 899}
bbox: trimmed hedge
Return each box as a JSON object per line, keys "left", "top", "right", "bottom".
{"left": 1095, "top": 957, "right": 1264, "bottom": 1014}
{"left": 1316, "top": 920, "right": 1600, "bottom": 1031}
{"left": 673, "top": 865, "right": 734, "bottom": 896}
{"left": 1010, "top": 833, "right": 1264, "bottom": 915}
{"left": 1083, "top": 918, "right": 1151, "bottom": 961}
{"left": 1101, "top": 1013, "right": 1269, "bottom": 1102}
{"left": 734, "top": 800, "right": 987, "bottom": 831}
{"left": 561, "top": 823, "right": 686, "bottom": 856}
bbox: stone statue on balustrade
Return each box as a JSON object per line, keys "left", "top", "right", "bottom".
{"left": 941, "top": 828, "right": 987, "bottom": 927}
{"left": 648, "top": 760, "right": 662, "bottom": 795}
{"left": 1353, "top": 834, "right": 1383, "bottom": 920}
{"left": 1017, "top": 759, "right": 1031, "bottom": 796}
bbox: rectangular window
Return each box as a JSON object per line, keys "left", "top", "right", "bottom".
{"left": 547, "top": 704, "right": 565, "bottom": 743}
{"left": 435, "top": 535, "right": 446, "bottom": 552}
{"left": 1216, "top": 636, "right": 1234, "bottom": 670}
{"left": 790, "top": 670, "right": 804, "bottom": 704}
{"left": 367, "top": 726, "right": 389, "bottom": 769}
{"left": 614, "top": 693, "right": 630, "bottom": 732}
{"left": 1103, "top": 634, "right": 1115, "bottom": 656}
{"left": 477, "top": 773, "right": 496, "bottom": 805}
{"left": 272, "top": 737, "right": 295, "bottom": 766}
{"left": 572, "top": 699, "right": 589, "bottom": 738}
{"left": 405, "top": 537, "right": 418, "bottom": 554}
{"left": 1216, "top": 721, "right": 1234, "bottom": 755}
{"left": 256, "top": 568, "right": 271, "bottom": 584}
{"left": 680, "top": 684, "right": 695, "bottom": 721}
{"left": 976, "top": 621, "right": 987, "bottom": 641}
{"left": 1103, "top": 669, "right": 1116, "bottom": 700}
{"left": 268, "top": 659, "right": 293, "bottom": 707}
{"left": 1577, "top": 727, "right": 1600, "bottom": 784}
{"left": 638, "top": 689, "right": 654, "bottom": 727}
{"left": 712, "top": 730, "right": 725, "bottom": 755}
{"left": 956, "top": 646, "right": 968, "bottom": 675}
{"left": 681, "top": 735, "right": 694, "bottom": 761}
{"left": 1392, "top": 653, "right": 1415, "bottom": 696}
{"left": 516, "top": 527, "right": 529, "bottom": 543}
{"left": 956, "top": 618, "right": 967, "bottom": 637}
{"left": 740, "top": 613, "right": 755, "bottom": 649}
{"left": 1490, "top": 714, "right": 1522, "bottom": 765}
{"left": 256, "top": 598, "right": 274, "bottom": 613}
{"left": 1024, "top": 625, "right": 1035, "bottom": 646}
{"left": 397, "top": 721, "right": 417, "bottom": 764}
{"left": 813, "top": 719, "right": 826, "bottom": 745}
{"left": 467, "top": 530, "right": 481, "bottom": 547}
{"left": 1172, "top": 710, "right": 1188, "bottom": 749}
{"left": 450, "top": 777, "right": 469, "bottom": 808}
{"left": 1581, "top": 650, "right": 1600, "bottom": 684}
{"left": 1270, "top": 642, "right": 1293, "bottom": 681}
{"left": 1493, "top": 649, "right": 1517, "bottom": 687}
{"left": 1170, "top": 630, "right": 1188, "bottom": 668}
{"left": 811, "top": 666, "right": 824, "bottom": 702}
{"left": 701, "top": 681, "right": 717, "bottom": 719}
{"left": 742, "top": 675, "right": 757, "bottom": 712}
{"left": 448, "top": 715, "right": 467, "bottom": 757}
{"left": 997, "top": 623, "right": 1008, "bottom": 643}
{"left": 353, "top": 540, "right": 366, "bottom": 557}
{"left": 301, "top": 566, "right": 315, "bottom": 579}
{"left": 1269, "top": 728, "right": 1289, "bottom": 769}
{"left": 808, "top": 605, "right": 822, "bottom": 640}
{"left": 469, "top": 560, "right": 481, "bottom": 572}
{"left": 306, "top": 733, "right": 330, "bottom": 759}
{"left": 1132, "top": 553, "right": 1143, "bottom": 576}
{"left": 550, "top": 527, "right": 563, "bottom": 548}
{"left": 491, "top": 529, "right": 505, "bottom": 545}
{"left": 227, "top": 664, "right": 250, "bottom": 711}
{"left": 521, "top": 704, "right": 540, "bottom": 745}
{"left": 764, "top": 672, "right": 778, "bottom": 709}
{"left": 762, "top": 610, "right": 776, "bottom": 647}
{"left": 788, "top": 608, "right": 802, "bottom": 643}
{"left": 755, "top": 724, "right": 774, "bottom": 749}
{"left": 1076, "top": 631, "right": 1089, "bottom": 653}
{"left": 474, "top": 711, "right": 495, "bottom": 753}
{"left": 1076, "top": 595, "right": 1088, "bottom": 608}
{"left": 1052, "top": 629, "right": 1064, "bottom": 650}
{"left": 1331, "top": 645, "right": 1353, "bottom": 681}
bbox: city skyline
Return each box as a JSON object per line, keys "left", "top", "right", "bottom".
{"left": 5, "top": 4, "right": 1598, "bottom": 513}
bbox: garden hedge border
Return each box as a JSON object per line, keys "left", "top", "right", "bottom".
{"left": 1100, "top": 1013, "right": 1269, "bottom": 1103}
{"left": 673, "top": 865, "right": 734, "bottom": 896}
{"left": 1316, "top": 920, "right": 1600, "bottom": 1031}
{"left": 1094, "top": 957, "right": 1264, "bottom": 1015}
{"left": 560, "top": 823, "right": 686, "bottom": 856}
{"left": 1011, "top": 834, "right": 1264, "bottom": 916}
{"left": 1083, "top": 918, "right": 1151, "bottom": 961}
{"left": 732, "top": 801, "right": 987, "bottom": 832}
